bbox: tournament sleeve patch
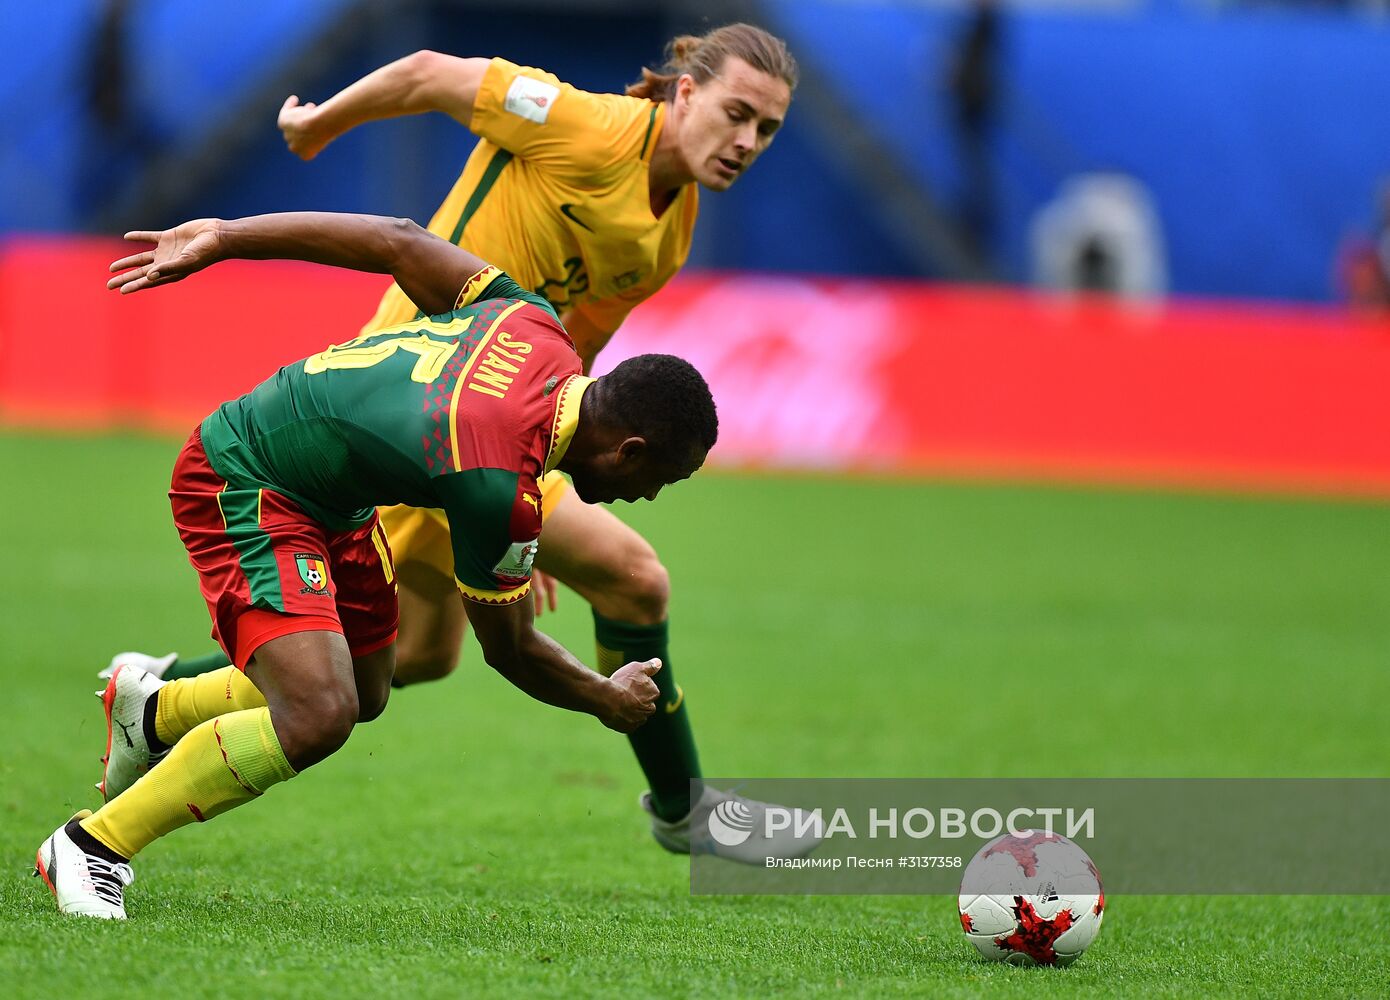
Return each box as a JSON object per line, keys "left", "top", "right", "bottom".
{"left": 504, "top": 75, "right": 560, "bottom": 124}
{"left": 492, "top": 537, "right": 539, "bottom": 587}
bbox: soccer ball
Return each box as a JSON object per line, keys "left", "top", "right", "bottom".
{"left": 957, "top": 831, "right": 1105, "bottom": 967}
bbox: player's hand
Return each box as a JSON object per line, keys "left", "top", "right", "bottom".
{"left": 278, "top": 95, "right": 330, "bottom": 161}
{"left": 531, "top": 569, "right": 559, "bottom": 616}
{"left": 106, "top": 220, "right": 225, "bottom": 294}
{"left": 602, "top": 658, "right": 662, "bottom": 733}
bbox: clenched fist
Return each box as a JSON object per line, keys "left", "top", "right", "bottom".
{"left": 602, "top": 658, "right": 663, "bottom": 733}
{"left": 278, "top": 95, "right": 332, "bottom": 161}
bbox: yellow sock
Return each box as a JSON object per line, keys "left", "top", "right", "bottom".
{"left": 82, "top": 706, "right": 295, "bottom": 859}
{"left": 155, "top": 666, "right": 267, "bottom": 746}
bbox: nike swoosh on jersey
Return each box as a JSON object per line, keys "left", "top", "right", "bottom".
{"left": 559, "top": 203, "right": 595, "bottom": 233}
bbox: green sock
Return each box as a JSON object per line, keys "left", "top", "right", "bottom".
{"left": 161, "top": 650, "right": 232, "bottom": 681}
{"left": 593, "top": 612, "right": 701, "bottom": 822}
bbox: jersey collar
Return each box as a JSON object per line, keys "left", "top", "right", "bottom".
{"left": 636, "top": 101, "right": 666, "bottom": 165}
{"left": 544, "top": 374, "right": 594, "bottom": 475}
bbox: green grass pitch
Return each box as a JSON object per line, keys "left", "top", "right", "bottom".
{"left": 2, "top": 429, "right": 1388, "bottom": 997}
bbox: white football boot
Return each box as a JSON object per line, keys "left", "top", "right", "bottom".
{"left": 97, "top": 663, "right": 169, "bottom": 802}
{"left": 98, "top": 651, "right": 177, "bottom": 681}
{"left": 35, "top": 811, "right": 135, "bottom": 919}
{"left": 643, "top": 784, "right": 823, "bottom": 864}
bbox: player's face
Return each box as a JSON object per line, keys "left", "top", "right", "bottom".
{"left": 569, "top": 440, "right": 706, "bottom": 505}
{"left": 674, "top": 57, "right": 791, "bottom": 192}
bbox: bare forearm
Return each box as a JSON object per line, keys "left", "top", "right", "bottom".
{"left": 313, "top": 51, "right": 481, "bottom": 138}
{"left": 218, "top": 213, "right": 472, "bottom": 315}
{"left": 486, "top": 630, "right": 616, "bottom": 719}
{"left": 108, "top": 212, "right": 473, "bottom": 309}
{"left": 464, "top": 596, "right": 656, "bottom": 731}
{"left": 313, "top": 53, "right": 436, "bottom": 138}
{"left": 219, "top": 212, "right": 407, "bottom": 272}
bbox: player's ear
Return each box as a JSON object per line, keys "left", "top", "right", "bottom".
{"left": 616, "top": 436, "right": 648, "bottom": 464}
{"left": 675, "top": 73, "right": 696, "bottom": 108}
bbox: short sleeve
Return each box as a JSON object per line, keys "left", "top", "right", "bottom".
{"left": 470, "top": 58, "right": 651, "bottom": 174}
{"left": 443, "top": 266, "right": 559, "bottom": 323}
{"left": 443, "top": 469, "right": 545, "bottom": 605}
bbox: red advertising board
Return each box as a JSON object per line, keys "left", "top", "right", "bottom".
{"left": 4, "top": 238, "right": 1389, "bottom": 495}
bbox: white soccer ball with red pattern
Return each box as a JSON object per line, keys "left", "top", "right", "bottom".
{"left": 957, "top": 831, "right": 1105, "bottom": 967}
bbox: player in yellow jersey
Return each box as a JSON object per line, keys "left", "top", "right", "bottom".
{"left": 107, "top": 25, "right": 808, "bottom": 862}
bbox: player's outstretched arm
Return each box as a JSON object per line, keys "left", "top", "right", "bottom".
{"left": 279, "top": 52, "right": 489, "bottom": 160}
{"left": 464, "top": 599, "right": 662, "bottom": 733}
{"left": 107, "top": 212, "right": 490, "bottom": 317}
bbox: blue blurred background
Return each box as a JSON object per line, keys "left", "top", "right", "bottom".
{"left": 5, "top": 0, "right": 1390, "bottom": 303}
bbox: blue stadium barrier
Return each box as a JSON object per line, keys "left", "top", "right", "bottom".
{"left": 767, "top": 0, "right": 1390, "bottom": 301}
{"left": 6, "top": 1, "right": 1389, "bottom": 300}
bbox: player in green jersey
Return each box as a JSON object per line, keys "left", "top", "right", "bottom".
{"left": 36, "top": 211, "right": 727, "bottom": 919}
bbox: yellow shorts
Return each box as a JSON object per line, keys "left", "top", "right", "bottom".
{"left": 379, "top": 470, "right": 570, "bottom": 577}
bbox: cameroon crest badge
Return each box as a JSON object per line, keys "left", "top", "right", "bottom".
{"left": 295, "top": 553, "right": 331, "bottom": 596}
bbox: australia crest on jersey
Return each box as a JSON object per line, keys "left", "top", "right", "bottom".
{"left": 295, "top": 553, "right": 331, "bottom": 596}
{"left": 493, "top": 538, "right": 539, "bottom": 586}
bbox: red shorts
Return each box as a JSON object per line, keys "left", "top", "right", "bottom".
{"left": 169, "top": 428, "right": 399, "bottom": 669}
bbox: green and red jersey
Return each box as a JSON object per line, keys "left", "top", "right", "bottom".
{"left": 199, "top": 267, "right": 588, "bottom": 604}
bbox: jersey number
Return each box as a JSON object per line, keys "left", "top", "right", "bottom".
{"left": 304, "top": 332, "right": 459, "bottom": 383}
{"left": 535, "top": 256, "right": 589, "bottom": 310}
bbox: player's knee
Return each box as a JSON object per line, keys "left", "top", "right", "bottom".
{"left": 627, "top": 553, "right": 671, "bottom": 623}
{"left": 273, "top": 686, "right": 359, "bottom": 768}
{"left": 301, "top": 689, "right": 357, "bottom": 759}
{"left": 595, "top": 542, "right": 670, "bottom": 625}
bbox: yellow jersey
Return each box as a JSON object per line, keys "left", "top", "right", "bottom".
{"left": 363, "top": 57, "right": 699, "bottom": 363}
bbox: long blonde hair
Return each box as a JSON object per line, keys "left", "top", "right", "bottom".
{"left": 626, "top": 23, "right": 799, "bottom": 103}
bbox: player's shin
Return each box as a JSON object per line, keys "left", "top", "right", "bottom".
{"left": 80, "top": 707, "right": 295, "bottom": 860}
{"left": 594, "top": 612, "right": 700, "bottom": 821}
{"left": 154, "top": 666, "right": 268, "bottom": 747}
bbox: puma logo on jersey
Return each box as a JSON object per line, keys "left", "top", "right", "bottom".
{"left": 521, "top": 493, "right": 542, "bottom": 516}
